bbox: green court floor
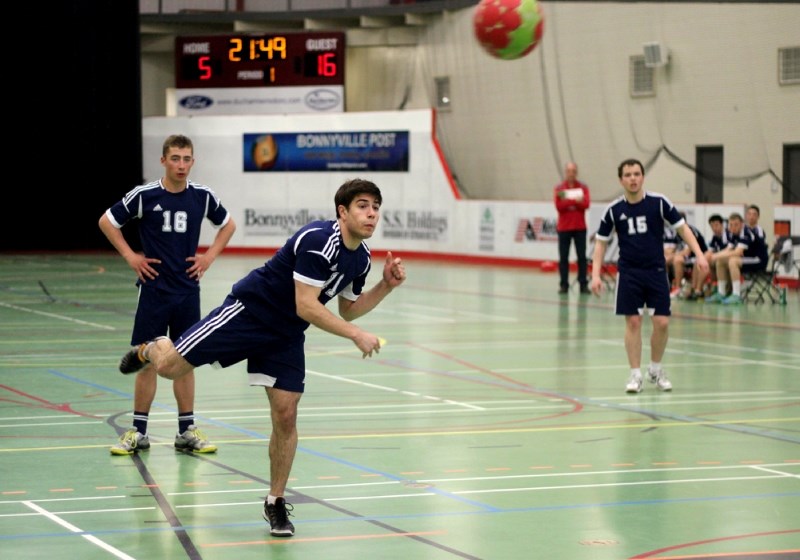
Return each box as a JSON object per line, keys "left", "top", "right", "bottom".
{"left": 1, "top": 253, "right": 798, "bottom": 559}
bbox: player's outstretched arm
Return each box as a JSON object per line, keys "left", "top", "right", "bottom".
{"left": 295, "top": 281, "right": 383, "bottom": 358}
{"left": 339, "top": 252, "right": 406, "bottom": 321}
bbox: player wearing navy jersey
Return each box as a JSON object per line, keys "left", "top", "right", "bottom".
{"left": 704, "top": 213, "right": 729, "bottom": 297}
{"left": 591, "top": 159, "right": 708, "bottom": 393}
{"left": 705, "top": 210, "right": 767, "bottom": 305}
{"left": 99, "top": 134, "right": 236, "bottom": 455}
{"left": 745, "top": 204, "right": 770, "bottom": 268}
{"left": 116, "top": 178, "right": 406, "bottom": 537}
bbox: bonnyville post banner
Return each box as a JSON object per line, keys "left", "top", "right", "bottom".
{"left": 243, "top": 131, "right": 410, "bottom": 172}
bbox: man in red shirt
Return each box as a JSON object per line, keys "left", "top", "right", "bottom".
{"left": 554, "top": 162, "right": 591, "bottom": 294}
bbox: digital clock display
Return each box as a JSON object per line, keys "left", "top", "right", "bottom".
{"left": 175, "top": 32, "right": 345, "bottom": 89}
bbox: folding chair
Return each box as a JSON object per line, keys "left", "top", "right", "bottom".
{"left": 741, "top": 238, "right": 786, "bottom": 305}
{"left": 775, "top": 235, "right": 800, "bottom": 291}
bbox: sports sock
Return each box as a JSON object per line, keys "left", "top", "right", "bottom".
{"left": 178, "top": 412, "right": 194, "bottom": 434}
{"left": 132, "top": 411, "right": 149, "bottom": 435}
{"left": 649, "top": 361, "right": 662, "bottom": 373}
{"left": 631, "top": 368, "right": 641, "bottom": 377}
{"left": 267, "top": 494, "right": 279, "bottom": 505}
{"left": 732, "top": 280, "right": 741, "bottom": 296}
{"left": 140, "top": 342, "right": 152, "bottom": 362}
{"left": 717, "top": 280, "right": 727, "bottom": 295}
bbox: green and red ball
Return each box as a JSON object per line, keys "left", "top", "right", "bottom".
{"left": 474, "top": 0, "right": 545, "bottom": 60}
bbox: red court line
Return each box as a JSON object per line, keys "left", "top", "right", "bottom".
{"left": 630, "top": 528, "right": 800, "bottom": 559}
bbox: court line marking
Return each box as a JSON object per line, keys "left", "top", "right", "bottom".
{"left": 2, "top": 416, "right": 800, "bottom": 453}
{"left": 309, "top": 369, "right": 485, "bottom": 410}
{"left": 200, "top": 530, "right": 448, "bottom": 547}
{"left": 0, "top": 302, "right": 116, "bottom": 330}
{"left": 21, "top": 501, "right": 137, "bottom": 559}
{"left": 4, "top": 462, "right": 796, "bottom": 506}
{"left": 3, "top": 390, "right": 788, "bottom": 422}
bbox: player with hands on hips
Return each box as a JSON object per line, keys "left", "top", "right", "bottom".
{"left": 99, "top": 134, "right": 236, "bottom": 456}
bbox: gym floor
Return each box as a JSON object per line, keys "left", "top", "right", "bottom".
{"left": 1, "top": 253, "right": 798, "bottom": 560}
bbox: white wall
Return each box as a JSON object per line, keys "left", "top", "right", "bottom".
{"left": 139, "top": 2, "right": 800, "bottom": 240}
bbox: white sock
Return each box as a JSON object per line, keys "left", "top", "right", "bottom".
{"left": 631, "top": 368, "right": 642, "bottom": 378}
{"left": 650, "top": 361, "right": 662, "bottom": 373}
{"left": 732, "top": 280, "right": 741, "bottom": 296}
{"left": 717, "top": 280, "right": 727, "bottom": 295}
{"left": 267, "top": 494, "right": 278, "bottom": 505}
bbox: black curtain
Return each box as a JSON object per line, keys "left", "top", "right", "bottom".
{"left": 2, "top": 0, "right": 142, "bottom": 251}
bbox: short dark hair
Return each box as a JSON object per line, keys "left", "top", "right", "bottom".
{"left": 747, "top": 204, "right": 760, "bottom": 216}
{"left": 708, "top": 214, "right": 723, "bottom": 224}
{"left": 334, "top": 179, "right": 382, "bottom": 218}
{"left": 617, "top": 158, "right": 644, "bottom": 178}
{"left": 162, "top": 134, "right": 193, "bottom": 157}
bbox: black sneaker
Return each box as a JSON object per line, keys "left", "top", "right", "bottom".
{"left": 119, "top": 344, "right": 147, "bottom": 374}
{"left": 263, "top": 497, "right": 295, "bottom": 537}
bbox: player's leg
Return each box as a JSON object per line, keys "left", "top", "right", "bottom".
{"left": 557, "top": 231, "right": 570, "bottom": 293}
{"left": 575, "top": 230, "right": 589, "bottom": 292}
{"left": 624, "top": 315, "right": 643, "bottom": 369}
{"left": 624, "top": 315, "right": 644, "bottom": 393}
{"left": 170, "top": 293, "right": 216, "bottom": 452}
{"left": 248, "top": 334, "right": 306, "bottom": 537}
{"left": 616, "top": 271, "right": 646, "bottom": 393}
{"left": 723, "top": 256, "right": 744, "bottom": 304}
{"left": 647, "top": 315, "right": 673, "bottom": 391}
{"left": 706, "top": 254, "right": 730, "bottom": 302}
{"left": 649, "top": 315, "right": 669, "bottom": 363}
{"left": 171, "top": 370, "right": 217, "bottom": 452}
{"left": 112, "top": 288, "right": 169, "bottom": 455}
{"left": 262, "top": 386, "right": 302, "bottom": 536}
{"left": 266, "top": 387, "right": 301, "bottom": 498}
{"left": 111, "top": 363, "right": 157, "bottom": 455}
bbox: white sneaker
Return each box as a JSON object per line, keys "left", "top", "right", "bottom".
{"left": 647, "top": 367, "right": 673, "bottom": 391}
{"left": 625, "top": 372, "right": 643, "bottom": 393}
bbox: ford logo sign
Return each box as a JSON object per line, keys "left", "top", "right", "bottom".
{"left": 179, "top": 95, "right": 214, "bottom": 110}
{"left": 305, "top": 89, "right": 340, "bottom": 111}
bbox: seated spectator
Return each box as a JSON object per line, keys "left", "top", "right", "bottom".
{"left": 703, "top": 213, "right": 729, "bottom": 297}
{"left": 705, "top": 211, "right": 768, "bottom": 305}
{"left": 745, "top": 204, "right": 770, "bottom": 267}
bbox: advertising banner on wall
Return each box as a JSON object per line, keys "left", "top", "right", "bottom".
{"left": 171, "top": 86, "right": 344, "bottom": 115}
{"left": 243, "top": 131, "right": 409, "bottom": 171}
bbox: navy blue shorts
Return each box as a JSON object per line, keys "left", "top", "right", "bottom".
{"left": 131, "top": 288, "right": 200, "bottom": 345}
{"left": 174, "top": 295, "right": 306, "bottom": 393}
{"left": 615, "top": 267, "right": 671, "bottom": 316}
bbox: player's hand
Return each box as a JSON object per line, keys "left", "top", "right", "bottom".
{"left": 383, "top": 252, "right": 406, "bottom": 287}
{"left": 186, "top": 254, "right": 211, "bottom": 281}
{"left": 695, "top": 254, "right": 710, "bottom": 275}
{"left": 129, "top": 254, "right": 160, "bottom": 283}
{"left": 353, "top": 331, "right": 382, "bottom": 359}
{"left": 590, "top": 277, "right": 603, "bottom": 297}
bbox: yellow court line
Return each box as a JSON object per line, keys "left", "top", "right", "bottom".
{"left": 201, "top": 530, "right": 447, "bottom": 547}
{"left": 1, "top": 416, "right": 799, "bottom": 453}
